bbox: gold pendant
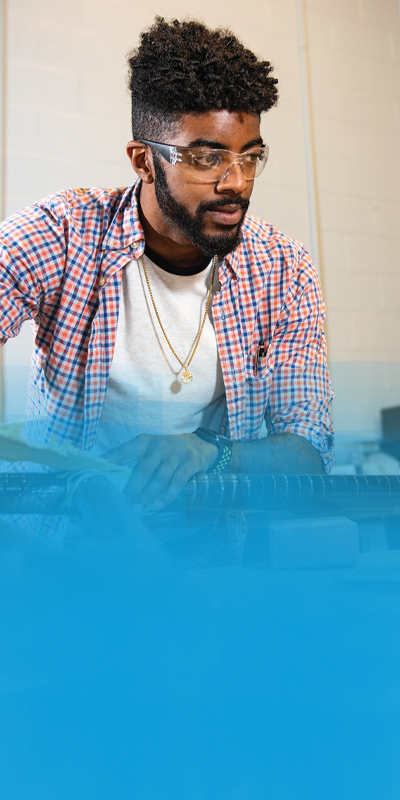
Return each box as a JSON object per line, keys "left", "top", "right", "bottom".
{"left": 181, "top": 367, "right": 193, "bottom": 384}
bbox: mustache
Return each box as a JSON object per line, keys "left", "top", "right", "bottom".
{"left": 197, "top": 197, "right": 250, "bottom": 214}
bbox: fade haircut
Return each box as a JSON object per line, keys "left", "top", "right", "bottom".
{"left": 127, "top": 17, "right": 279, "bottom": 142}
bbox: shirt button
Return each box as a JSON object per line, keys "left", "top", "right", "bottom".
{"left": 99, "top": 276, "right": 106, "bottom": 287}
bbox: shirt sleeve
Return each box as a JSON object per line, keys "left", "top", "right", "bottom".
{"left": 0, "top": 201, "right": 66, "bottom": 344}
{"left": 264, "top": 247, "right": 335, "bottom": 473}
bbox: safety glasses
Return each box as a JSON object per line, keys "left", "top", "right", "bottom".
{"left": 139, "top": 139, "right": 269, "bottom": 183}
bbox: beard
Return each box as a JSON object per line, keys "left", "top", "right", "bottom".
{"left": 152, "top": 156, "right": 249, "bottom": 258}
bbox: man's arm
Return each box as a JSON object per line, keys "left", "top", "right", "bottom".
{"left": 228, "top": 432, "right": 324, "bottom": 475}
{"left": 253, "top": 244, "right": 335, "bottom": 475}
{"left": 0, "top": 200, "right": 66, "bottom": 342}
{"left": 105, "top": 429, "right": 323, "bottom": 511}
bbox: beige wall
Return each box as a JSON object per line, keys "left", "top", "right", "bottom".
{"left": 1, "top": 0, "right": 400, "bottom": 455}
{"left": 305, "top": 0, "right": 400, "bottom": 446}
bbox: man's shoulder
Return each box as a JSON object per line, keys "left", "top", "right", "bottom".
{"left": 238, "top": 214, "right": 317, "bottom": 282}
{"left": 0, "top": 185, "right": 140, "bottom": 253}
{"left": 241, "top": 214, "right": 307, "bottom": 257}
{"left": 36, "top": 185, "right": 135, "bottom": 222}
{"left": 0, "top": 186, "right": 135, "bottom": 234}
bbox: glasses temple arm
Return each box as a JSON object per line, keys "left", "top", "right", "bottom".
{"left": 139, "top": 140, "right": 177, "bottom": 164}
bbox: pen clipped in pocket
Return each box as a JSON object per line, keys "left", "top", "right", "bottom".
{"left": 254, "top": 339, "right": 268, "bottom": 376}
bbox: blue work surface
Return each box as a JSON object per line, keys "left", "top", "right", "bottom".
{"left": 0, "top": 530, "right": 399, "bottom": 800}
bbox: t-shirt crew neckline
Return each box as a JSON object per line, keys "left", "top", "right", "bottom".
{"left": 144, "top": 243, "right": 212, "bottom": 276}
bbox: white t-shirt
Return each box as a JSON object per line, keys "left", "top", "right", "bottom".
{"left": 93, "top": 252, "right": 226, "bottom": 455}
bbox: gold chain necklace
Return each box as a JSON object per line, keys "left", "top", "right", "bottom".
{"left": 140, "top": 254, "right": 218, "bottom": 384}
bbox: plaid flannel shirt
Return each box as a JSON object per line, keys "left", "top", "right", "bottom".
{"left": 0, "top": 180, "right": 334, "bottom": 471}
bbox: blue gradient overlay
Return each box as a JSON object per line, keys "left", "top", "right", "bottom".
{"left": 0, "top": 363, "right": 399, "bottom": 799}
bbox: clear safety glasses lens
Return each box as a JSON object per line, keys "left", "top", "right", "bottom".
{"left": 176, "top": 145, "right": 269, "bottom": 183}
{"left": 139, "top": 140, "right": 269, "bottom": 183}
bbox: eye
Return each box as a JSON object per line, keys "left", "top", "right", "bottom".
{"left": 243, "top": 151, "right": 262, "bottom": 164}
{"left": 190, "top": 152, "right": 222, "bottom": 168}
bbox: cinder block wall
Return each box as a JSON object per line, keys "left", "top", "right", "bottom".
{"left": 304, "top": 0, "right": 400, "bottom": 447}
{"left": 1, "top": 0, "right": 400, "bottom": 453}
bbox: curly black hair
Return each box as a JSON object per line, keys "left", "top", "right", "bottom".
{"left": 127, "top": 17, "right": 278, "bottom": 140}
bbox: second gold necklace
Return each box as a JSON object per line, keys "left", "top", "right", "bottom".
{"left": 140, "top": 254, "right": 218, "bottom": 384}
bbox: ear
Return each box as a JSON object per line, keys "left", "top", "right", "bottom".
{"left": 126, "top": 141, "right": 155, "bottom": 184}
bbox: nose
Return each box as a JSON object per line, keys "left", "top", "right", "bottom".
{"left": 215, "top": 160, "right": 248, "bottom": 194}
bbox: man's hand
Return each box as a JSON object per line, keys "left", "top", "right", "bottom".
{"left": 104, "top": 433, "right": 218, "bottom": 511}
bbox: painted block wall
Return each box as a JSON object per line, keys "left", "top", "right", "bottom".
{"left": 304, "top": 0, "right": 400, "bottom": 455}
{"left": 1, "top": 0, "right": 400, "bottom": 459}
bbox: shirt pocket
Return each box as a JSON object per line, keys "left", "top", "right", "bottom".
{"left": 244, "top": 341, "right": 273, "bottom": 383}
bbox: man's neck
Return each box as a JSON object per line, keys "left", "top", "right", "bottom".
{"left": 144, "top": 242, "right": 211, "bottom": 275}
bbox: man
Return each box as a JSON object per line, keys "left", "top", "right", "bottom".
{"left": 0, "top": 18, "right": 334, "bottom": 511}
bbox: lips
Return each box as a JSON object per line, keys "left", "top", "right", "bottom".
{"left": 207, "top": 206, "right": 245, "bottom": 225}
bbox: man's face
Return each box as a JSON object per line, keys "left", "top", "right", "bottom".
{"left": 151, "top": 110, "right": 262, "bottom": 258}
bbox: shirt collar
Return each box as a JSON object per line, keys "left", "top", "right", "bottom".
{"left": 100, "top": 179, "right": 145, "bottom": 258}
{"left": 221, "top": 248, "right": 240, "bottom": 279}
{"left": 218, "top": 229, "right": 250, "bottom": 282}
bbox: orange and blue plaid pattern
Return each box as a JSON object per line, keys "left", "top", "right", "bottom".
{"left": 0, "top": 180, "right": 334, "bottom": 470}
